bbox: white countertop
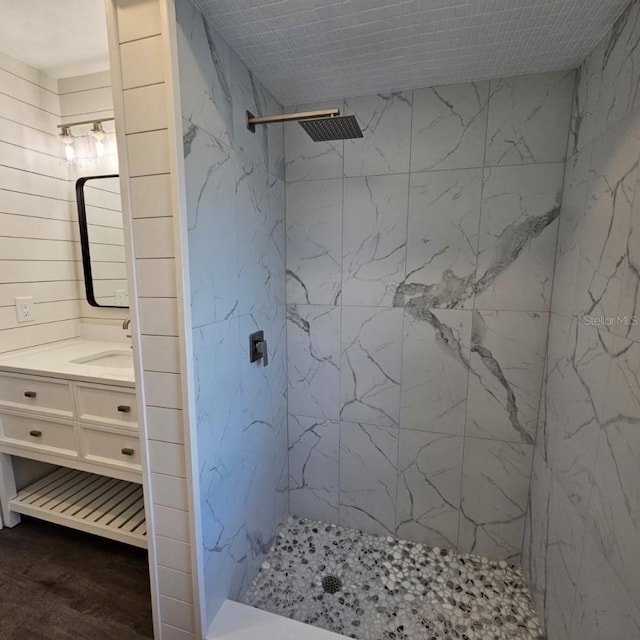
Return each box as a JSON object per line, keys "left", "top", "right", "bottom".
{"left": 0, "top": 339, "right": 135, "bottom": 388}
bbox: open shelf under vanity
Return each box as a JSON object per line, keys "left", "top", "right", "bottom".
{"left": 10, "top": 467, "right": 147, "bottom": 548}
{"left": 0, "top": 356, "right": 145, "bottom": 548}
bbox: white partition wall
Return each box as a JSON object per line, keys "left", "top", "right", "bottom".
{"left": 105, "top": 0, "right": 204, "bottom": 637}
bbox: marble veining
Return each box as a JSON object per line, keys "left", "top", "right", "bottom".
{"left": 288, "top": 415, "right": 339, "bottom": 523}
{"left": 474, "top": 163, "right": 563, "bottom": 312}
{"left": 396, "top": 430, "right": 463, "bottom": 549}
{"left": 342, "top": 175, "right": 408, "bottom": 307}
{"left": 344, "top": 92, "right": 412, "bottom": 177}
{"left": 573, "top": 111, "right": 640, "bottom": 321}
{"left": 287, "top": 304, "right": 340, "bottom": 420}
{"left": 616, "top": 167, "right": 640, "bottom": 342}
{"left": 340, "top": 307, "right": 403, "bottom": 428}
{"left": 466, "top": 311, "right": 547, "bottom": 445}
{"left": 550, "top": 149, "right": 591, "bottom": 317}
{"left": 402, "top": 168, "right": 482, "bottom": 310}
{"left": 458, "top": 438, "right": 533, "bottom": 563}
{"left": 178, "top": 0, "right": 288, "bottom": 625}
{"left": 400, "top": 309, "right": 471, "bottom": 436}
{"left": 590, "top": 336, "right": 640, "bottom": 607}
{"left": 184, "top": 122, "right": 238, "bottom": 325}
{"left": 568, "top": 40, "right": 604, "bottom": 155}
{"left": 339, "top": 421, "right": 398, "bottom": 536}
{"left": 524, "top": 3, "right": 640, "bottom": 637}
{"left": 485, "top": 71, "right": 575, "bottom": 166}
{"left": 569, "top": 533, "right": 640, "bottom": 640}
{"left": 411, "top": 82, "right": 489, "bottom": 172}
{"left": 546, "top": 317, "right": 610, "bottom": 519}
{"left": 286, "top": 178, "right": 343, "bottom": 306}
{"left": 285, "top": 69, "right": 574, "bottom": 567}
{"left": 176, "top": 0, "right": 233, "bottom": 146}
{"left": 523, "top": 457, "right": 586, "bottom": 639}
{"left": 595, "top": 0, "right": 640, "bottom": 136}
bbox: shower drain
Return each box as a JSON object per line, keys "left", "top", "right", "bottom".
{"left": 321, "top": 575, "right": 343, "bottom": 594}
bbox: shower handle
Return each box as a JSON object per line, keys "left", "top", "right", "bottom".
{"left": 257, "top": 339, "right": 268, "bottom": 367}
{"left": 249, "top": 330, "right": 269, "bottom": 367}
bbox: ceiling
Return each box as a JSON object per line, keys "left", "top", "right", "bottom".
{"left": 0, "top": 0, "right": 109, "bottom": 78}
{"left": 191, "top": 0, "right": 631, "bottom": 105}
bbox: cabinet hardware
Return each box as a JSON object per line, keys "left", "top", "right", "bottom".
{"left": 117, "top": 405, "right": 131, "bottom": 413}
{"left": 121, "top": 447, "right": 134, "bottom": 456}
{"left": 24, "top": 391, "right": 37, "bottom": 398}
{"left": 29, "top": 430, "right": 42, "bottom": 437}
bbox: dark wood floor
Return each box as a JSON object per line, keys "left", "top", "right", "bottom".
{"left": 0, "top": 517, "right": 153, "bottom": 640}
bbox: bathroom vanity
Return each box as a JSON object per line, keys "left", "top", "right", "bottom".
{"left": 0, "top": 340, "right": 145, "bottom": 548}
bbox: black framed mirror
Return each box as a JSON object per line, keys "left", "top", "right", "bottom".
{"left": 76, "top": 175, "right": 129, "bottom": 308}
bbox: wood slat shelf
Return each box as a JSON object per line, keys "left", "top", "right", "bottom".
{"left": 10, "top": 467, "right": 147, "bottom": 548}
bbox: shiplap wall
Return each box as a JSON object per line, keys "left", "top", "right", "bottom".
{"left": 0, "top": 54, "right": 130, "bottom": 355}
{"left": 109, "top": 0, "right": 203, "bottom": 637}
{"left": 59, "top": 71, "right": 114, "bottom": 125}
{"left": 0, "top": 51, "right": 80, "bottom": 354}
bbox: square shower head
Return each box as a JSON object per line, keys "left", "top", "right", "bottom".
{"left": 298, "top": 115, "right": 363, "bottom": 141}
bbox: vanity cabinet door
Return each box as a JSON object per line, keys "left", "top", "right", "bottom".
{"left": 0, "top": 374, "right": 74, "bottom": 420}
{"left": 80, "top": 427, "right": 141, "bottom": 472}
{"left": 0, "top": 413, "right": 78, "bottom": 458}
{"left": 75, "top": 383, "right": 138, "bottom": 430}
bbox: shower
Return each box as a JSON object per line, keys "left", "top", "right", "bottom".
{"left": 246, "top": 108, "right": 363, "bottom": 141}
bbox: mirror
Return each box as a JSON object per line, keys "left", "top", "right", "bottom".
{"left": 76, "top": 175, "right": 129, "bottom": 308}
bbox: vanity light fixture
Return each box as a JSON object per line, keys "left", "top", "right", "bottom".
{"left": 59, "top": 125, "right": 76, "bottom": 165}
{"left": 88, "top": 121, "right": 107, "bottom": 159}
{"left": 57, "top": 117, "right": 115, "bottom": 164}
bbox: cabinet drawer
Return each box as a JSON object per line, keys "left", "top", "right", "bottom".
{"left": 80, "top": 427, "right": 141, "bottom": 472}
{"left": 0, "top": 413, "right": 78, "bottom": 457}
{"left": 76, "top": 384, "right": 138, "bottom": 429}
{"left": 0, "top": 374, "right": 73, "bottom": 419}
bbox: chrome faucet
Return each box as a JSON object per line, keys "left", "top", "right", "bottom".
{"left": 123, "top": 317, "right": 132, "bottom": 344}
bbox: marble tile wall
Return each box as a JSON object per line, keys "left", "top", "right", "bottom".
{"left": 175, "top": 0, "right": 288, "bottom": 627}
{"left": 523, "top": 2, "right": 640, "bottom": 638}
{"left": 285, "top": 70, "right": 575, "bottom": 562}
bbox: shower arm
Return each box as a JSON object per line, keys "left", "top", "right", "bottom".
{"left": 246, "top": 108, "right": 340, "bottom": 132}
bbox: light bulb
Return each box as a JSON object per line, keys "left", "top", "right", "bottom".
{"left": 94, "top": 138, "right": 105, "bottom": 159}
{"left": 59, "top": 126, "right": 75, "bottom": 165}
{"left": 88, "top": 122, "right": 107, "bottom": 160}
{"left": 64, "top": 143, "right": 75, "bottom": 164}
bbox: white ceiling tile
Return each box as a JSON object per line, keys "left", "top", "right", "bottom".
{"left": 190, "top": 0, "right": 630, "bottom": 105}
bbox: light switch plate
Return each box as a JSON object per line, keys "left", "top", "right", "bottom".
{"left": 15, "top": 296, "right": 34, "bottom": 323}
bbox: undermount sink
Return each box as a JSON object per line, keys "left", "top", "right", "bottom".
{"left": 72, "top": 350, "right": 133, "bottom": 368}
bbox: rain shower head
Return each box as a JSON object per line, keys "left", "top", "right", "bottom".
{"left": 298, "top": 115, "right": 363, "bottom": 142}
{"left": 247, "top": 108, "right": 363, "bottom": 141}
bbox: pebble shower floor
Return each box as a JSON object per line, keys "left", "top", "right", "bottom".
{"left": 245, "top": 517, "right": 545, "bottom": 640}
